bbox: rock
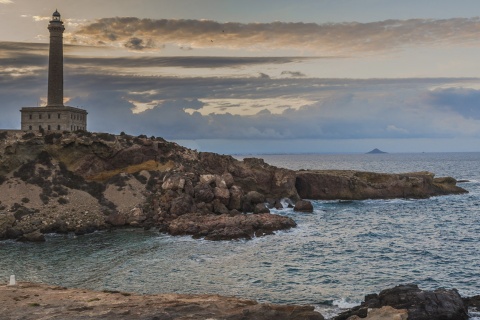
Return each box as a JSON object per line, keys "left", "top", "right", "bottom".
{"left": 0, "top": 282, "right": 324, "bottom": 320}
{"left": 228, "top": 185, "right": 243, "bottom": 210}
{"left": 161, "top": 174, "right": 186, "bottom": 191}
{"left": 254, "top": 203, "right": 270, "bottom": 214}
{"left": 212, "top": 199, "right": 229, "bottom": 215}
{"left": 245, "top": 191, "right": 265, "bottom": 205}
{"left": 170, "top": 194, "right": 194, "bottom": 216}
{"left": 0, "top": 213, "right": 15, "bottom": 239}
{"left": 106, "top": 212, "right": 127, "bottom": 226}
{"left": 194, "top": 183, "right": 215, "bottom": 203}
{"left": 126, "top": 207, "right": 146, "bottom": 225}
{"left": 296, "top": 170, "right": 468, "bottom": 200}
{"left": 214, "top": 186, "right": 230, "bottom": 205}
{"left": 199, "top": 174, "right": 216, "bottom": 185}
{"left": 294, "top": 200, "right": 314, "bottom": 212}
{"left": 347, "top": 306, "right": 407, "bottom": 320}
{"left": 335, "top": 284, "right": 468, "bottom": 320}
{"left": 18, "top": 230, "right": 45, "bottom": 242}
{"left": 166, "top": 212, "right": 297, "bottom": 240}
{"left": 222, "top": 172, "right": 235, "bottom": 188}
{"left": 463, "top": 295, "right": 480, "bottom": 311}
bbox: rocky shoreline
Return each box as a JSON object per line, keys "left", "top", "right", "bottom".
{"left": 0, "top": 130, "right": 468, "bottom": 242}
{"left": 0, "top": 282, "right": 323, "bottom": 320}
{"left": 1, "top": 282, "right": 478, "bottom": 320}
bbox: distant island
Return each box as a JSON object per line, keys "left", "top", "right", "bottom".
{"left": 366, "top": 148, "right": 387, "bottom": 154}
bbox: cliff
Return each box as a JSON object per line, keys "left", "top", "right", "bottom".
{"left": 0, "top": 131, "right": 468, "bottom": 241}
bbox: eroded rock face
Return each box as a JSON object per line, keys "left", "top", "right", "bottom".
{"left": 335, "top": 284, "right": 468, "bottom": 320}
{"left": 296, "top": 170, "right": 468, "bottom": 200}
{"left": 0, "top": 282, "right": 324, "bottom": 320}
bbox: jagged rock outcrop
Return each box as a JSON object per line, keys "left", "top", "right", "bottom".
{"left": 0, "top": 282, "right": 324, "bottom": 320}
{"left": 0, "top": 131, "right": 298, "bottom": 241}
{"left": 334, "top": 284, "right": 468, "bottom": 320}
{"left": 296, "top": 170, "right": 467, "bottom": 200}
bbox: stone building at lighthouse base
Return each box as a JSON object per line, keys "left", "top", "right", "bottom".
{"left": 20, "top": 106, "right": 87, "bottom": 132}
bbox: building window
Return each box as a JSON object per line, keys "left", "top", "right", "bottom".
{"left": 57, "top": 125, "right": 61, "bottom": 130}
{"left": 29, "top": 114, "right": 32, "bottom": 120}
{"left": 39, "top": 125, "right": 42, "bottom": 130}
{"left": 48, "top": 114, "right": 51, "bottom": 119}
{"left": 71, "top": 125, "right": 73, "bottom": 131}
{"left": 39, "top": 114, "right": 42, "bottom": 119}
{"left": 29, "top": 125, "right": 32, "bottom": 130}
{"left": 58, "top": 113, "right": 61, "bottom": 119}
{"left": 48, "top": 125, "right": 51, "bottom": 130}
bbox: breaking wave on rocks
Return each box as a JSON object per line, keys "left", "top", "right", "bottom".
{"left": 1, "top": 152, "right": 480, "bottom": 318}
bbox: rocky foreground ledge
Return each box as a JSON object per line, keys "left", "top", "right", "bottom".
{"left": 334, "top": 284, "right": 479, "bottom": 320}
{"left": 0, "top": 282, "right": 323, "bottom": 320}
{"left": 0, "top": 130, "right": 468, "bottom": 242}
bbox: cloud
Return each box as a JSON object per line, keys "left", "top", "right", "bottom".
{"left": 2, "top": 40, "right": 480, "bottom": 143}
{"left": 425, "top": 87, "right": 480, "bottom": 120}
{"left": 74, "top": 17, "right": 480, "bottom": 55}
{"left": 281, "top": 71, "right": 306, "bottom": 77}
{"left": 0, "top": 0, "right": 13, "bottom": 4}
{"left": 65, "top": 55, "right": 315, "bottom": 69}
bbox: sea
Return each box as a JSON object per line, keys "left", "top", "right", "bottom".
{"left": 1, "top": 152, "right": 479, "bottom": 319}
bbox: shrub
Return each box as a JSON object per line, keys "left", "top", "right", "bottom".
{"left": 96, "top": 133, "right": 116, "bottom": 142}
{"left": 37, "top": 151, "right": 53, "bottom": 167}
{"left": 22, "top": 132, "right": 36, "bottom": 140}
{"left": 0, "top": 131, "right": 7, "bottom": 140}
{"left": 57, "top": 198, "right": 69, "bottom": 205}
{"left": 133, "top": 172, "right": 147, "bottom": 184}
{"left": 21, "top": 197, "right": 30, "bottom": 203}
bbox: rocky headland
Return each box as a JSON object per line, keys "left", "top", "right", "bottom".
{"left": 0, "top": 130, "right": 468, "bottom": 242}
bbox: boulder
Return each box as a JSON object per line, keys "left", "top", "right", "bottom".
{"left": 335, "top": 284, "right": 468, "bottom": 320}
{"left": 294, "top": 200, "right": 314, "bottom": 212}
{"left": 161, "top": 174, "right": 186, "bottom": 191}
{"left": 170, "top": 194, "right": 194, "bottom": 216}
{"left": 194, "top": 183, "right": 215, "bottom": 203}
{"left": 212, "top": 199, "right": 229, "bottom": 215}
{"left": 18, "top": 230, "right": 45, "bottom": 242}
{"left": 463, "top": 295, "right": 480, "bottom": 311}
{"left": 228, "top": 185, "right": 243, "bottom": 210}
{"left": 106, "top": 212, "right": 127, "bottom": 226}
{"left": 254, "top": 203, "right": 270, "bottom": 214}
{"left": 245, "top": 191, "right": 265, "bottom": 205}
{"left": 0, "top": 213, "right": 15, "bottom": 239}
{"left": 214, "top": 187, "right": 230, "bottom": 205}
{"left": 199, "top": 174, "right": 216, "bottom": 185}
{"left": 347, "top": 306, "right": 407, "bottom": 320}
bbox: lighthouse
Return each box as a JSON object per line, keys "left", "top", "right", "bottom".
{"left": 20, "top": 10, "right": 88, "bottom": 132}
{"left": 47, "top": 10, "right": 65, "bottom": 107}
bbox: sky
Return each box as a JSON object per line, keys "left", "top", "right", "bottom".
{"left": 1, "top": 0, "right": 480, "bottom": 154}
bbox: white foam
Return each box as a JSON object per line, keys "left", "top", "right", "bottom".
{"left": 333, "top": 297, "right": 359, "bottom": 309}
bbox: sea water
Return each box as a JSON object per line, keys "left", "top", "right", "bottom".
{"left": 1, "top": 152, "right": 479, "bottom": 319}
